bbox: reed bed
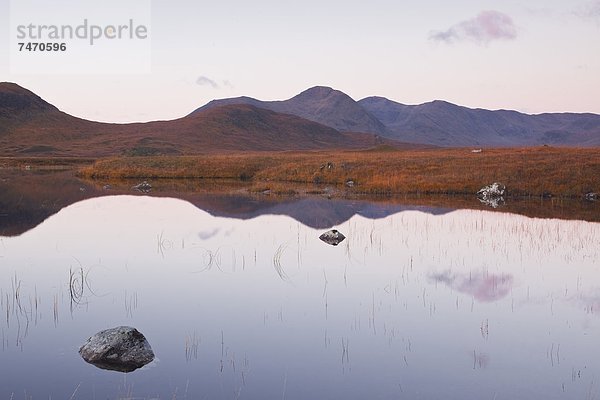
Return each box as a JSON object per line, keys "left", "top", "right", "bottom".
{"left": 77, "top": 147, "right": 600, "bottom": 197}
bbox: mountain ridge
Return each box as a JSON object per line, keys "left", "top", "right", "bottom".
{"left": 0, "top": 82, "right": 410, "bottom": 156}
{"left": 357, "top": 96, "right": 600, "bottom": 146}
{"left": 195, "top": 85, "right": 600, "bottom": 147}
{"left": 1, "top": 82, "right": 599, "bottom": 155}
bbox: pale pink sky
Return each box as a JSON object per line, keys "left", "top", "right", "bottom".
{"left": 1, "top": 0, "right": 599, "bottom": 122}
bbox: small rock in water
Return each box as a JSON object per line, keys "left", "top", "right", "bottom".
{"left": 477, "top": 182, "right": 505, "bottom": 198}
{"left": 319, "top": 229, "right": 346, "bottom": 246}
{"left": 79, "top": 326, "right": 155, "bottom": 372}
{"left": 132, "top": 181, "right": 152, "bottom": 193}
{"left": 477, "top": 182, "right": 506, "bottom": 208}
{"left": 585, "top": 192, "right": 598, "bottom": 202}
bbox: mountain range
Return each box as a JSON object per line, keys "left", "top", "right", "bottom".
{"left": 197, "top": 86, "right": 600, "bottom": 147}
{"left": 0, "top": 82, "right": 599, "bottom": 156}
{"left": 0, "top": 83, "right": 399, "bottom": 157}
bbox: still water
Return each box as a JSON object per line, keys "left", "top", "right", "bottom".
{"left": 1, "top": 194, "right": 600, "bottom": 399}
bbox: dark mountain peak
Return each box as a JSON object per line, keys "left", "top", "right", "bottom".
{"left": 0, "top": 82, "right": 58, "bottom": 116}
{"left": 293, "top": 85, "right": 338, "bottom": 99}
{"left": 284, "top": 86, "right": 386, "bottom": 134}
{"left": 290, "top": 86, "right": 359, "bottom": 108}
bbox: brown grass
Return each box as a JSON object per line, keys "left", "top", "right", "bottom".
{"left": 0, "top": 157, "right": 95, "bottom": 169}
{"left": 77, "top": 147, "right": 600, "bottom": 197}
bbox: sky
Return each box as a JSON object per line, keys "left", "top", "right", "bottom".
{"left": 1, "top": 0, "right": 599, "bottom": 123}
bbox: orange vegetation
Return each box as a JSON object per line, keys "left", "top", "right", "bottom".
{"left": 77, "top": 146, "right": 600, "bottom": 198}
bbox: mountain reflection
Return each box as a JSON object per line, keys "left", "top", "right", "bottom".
{"left": 0, "top": 170, "right": 452, "bottom": 236}
{"left": 1, "top": 170, "right": 599, "bottom": 238}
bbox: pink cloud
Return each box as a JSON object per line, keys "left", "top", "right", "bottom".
{"left": 430, "top": 10, "right": 517, "bottom": 45}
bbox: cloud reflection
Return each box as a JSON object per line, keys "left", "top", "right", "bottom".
{"left": 429, "top": 270, "right": 513, "bottom": 302}
{"left": 198, "top": 228, "right": 220, "bottom": 240}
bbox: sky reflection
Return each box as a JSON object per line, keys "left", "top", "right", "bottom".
{"left": 0, "top": 195, "right": 599, "bottom": 399}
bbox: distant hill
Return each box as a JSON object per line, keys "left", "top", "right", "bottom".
{"left": 196, "top": 85, "right": 600, "bottom": 147}
{"left": 0, "top": 83, "right": 400, "bottom": 157}
{"left": 359, "top": 97, "right": 600, "bottom": 147}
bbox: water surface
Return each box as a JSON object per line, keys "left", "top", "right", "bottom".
{"left": 1, "top": 194, "right": 599, "bottom": 399}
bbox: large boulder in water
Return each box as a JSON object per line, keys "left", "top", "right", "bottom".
{"left": 319, "top": 229, "right": 346, "bottom": 246}
{"left": 79, "top": 326, "right": 154, "bottom": 372}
